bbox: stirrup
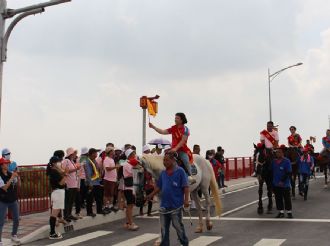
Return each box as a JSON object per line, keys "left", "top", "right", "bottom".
{"left": 188, "top": 176, "right": 196, "bottom": 185}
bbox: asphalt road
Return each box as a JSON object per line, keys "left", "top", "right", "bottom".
{"left": 28, "top": 176, "right": 330, "bottom": 246}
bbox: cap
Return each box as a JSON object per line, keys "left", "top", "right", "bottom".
{"left": 0, "top": 158, "right": 10, "bottom": 165}
{"left": 81, "top": 147, "right": 89, "bottom": 155}
{"left": 1, "top": 148, "right": 10, "bottom": 156}
{"left": 88, "top": 148, "right": 101, "bottom": 155}
{"left": 125, "top": 149, "right": 135, "bottom": 158}
{"left": 105, "top": 146, "right": 115, "bottom": 153}
{"left": 142, "top": 145, "right": 150, "bottom": 153}
{"left": 66, "top": 148, "right": 77, "bottom": 157}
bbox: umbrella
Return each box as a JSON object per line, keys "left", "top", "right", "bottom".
{"left": 148, "top": 138, "right": 171, "bottom": 146}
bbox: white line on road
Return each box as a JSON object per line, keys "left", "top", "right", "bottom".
{"left": 112, "top": 233, "right": 159, "bottom": 246}
{"left": 221, "top": 197, "right": 267, "bottom": 217}
{"left": 46, "top": 231, "right": 113, "bottom": 246}
{"left": 254, "top": 238, "right": 286, "bottom": 246}
{"left": 189, "top": 236, "right": 222, "bottom": 246}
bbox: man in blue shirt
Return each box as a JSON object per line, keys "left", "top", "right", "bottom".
{"left": 272, "top": 146, "right": 293, "bottom": 218}
{"left": 298, "top": 147, "right": 314, "bottom": 201}
{"left": 147, "top": 152, "right": 190, "bottom": 246}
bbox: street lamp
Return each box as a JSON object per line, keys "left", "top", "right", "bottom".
{"left": 0, "top": 0, "right": 71, "bottom": 128}
{"left": 268, "top": 62, "right": 303, "bottom": 121}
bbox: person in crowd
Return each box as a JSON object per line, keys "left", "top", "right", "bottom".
{"left": 288, "top": 126, "right": 303, "bottom": 154}
{"left": 142, "top": 145, "right": 151, "bottom": 154}
{"left": 106, "top": 143, "right": 114, "bottom": 148}
{"left": 304, "top": 140, "right": 315, "bottom": 153}
{"left": 298, "top": 147, "right": 314, "bottom": 200}
{"left": 214, "top": 147, "right": 227, "bottom": 188}
{"left": 272, "top": 145, "right": 293, "bottom": 219}
{"left": 149, "top": 112, "right": 196, "bottom": 184}
{"left": 206, "top": 150, "right": 222, "bottom": 187}
{"left": 131, "top": 145, "right": 137, "bottom": 151}
{"left": 62, "top": 148, "right": 80, "bottom": 222}
{"left": 123, "top": 149, "right": 140, "bottom": 231}
{"left": 103, "top": 146, "right": 118, "bottom": 213}
{"left": 0, "top": 157, "right": 20, "bottom": 245}
{"left": 139, "top": 168, "right": 154, "bottom": 216}
{"left": 193, "top": 145, "right": 200, "bottom": 155}
{"left": 1, "top": 149, "right": 17, "bottom": 173}
{"left": 85, "top": 148, "right": 103, "bottom": 217}
{"left": 73, "top": 153, "right": 83, "bottom": 219}
{"left": 154, "top": 144, "right": 163, "bottom": 155}
{"left": 77, "top": 147, "right": 88, "bottom": 211}
{"left": 47, "top": 156, "right": 66, "bottom": 240}
{"left": 147, "top": 152, "right": 190, "bottom": 246}
{"left": 53, "top": 150, "right": 65, "bottom": 162}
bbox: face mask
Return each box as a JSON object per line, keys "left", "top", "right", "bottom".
{"left": 4, "top": 155, "right": 11, "bottom": 161}
{"left": 208, "top": 155, "right": 213, "bottom": 159}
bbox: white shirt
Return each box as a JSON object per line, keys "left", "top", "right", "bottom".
{"left": 260, "top": 130, "right": 279, "bottom": 148}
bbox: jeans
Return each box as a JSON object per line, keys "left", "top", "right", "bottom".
{"left": 218, "top": 172, "right": 225, "bottom": 187}
{"left": 0, "top": 201, "right": 19, "bottom": 241}
{"left": 178, "top": 151, "right": 191, "bottom": 176}
{"left": 299, "top": 174, "right": 310, "bottom": 196}
{"left": 160, "top": 208, "right": 189, "bottom": 246}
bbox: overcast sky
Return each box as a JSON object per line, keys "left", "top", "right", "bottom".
{"left": 1, "top": 0, "right": 330, "bottom": 164}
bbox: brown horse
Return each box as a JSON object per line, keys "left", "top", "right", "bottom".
{"left": 285, "top": 147, "right": 300, "bottom": 198}
{"left": 313, "top": 150, "right": 330, "bottom": 187}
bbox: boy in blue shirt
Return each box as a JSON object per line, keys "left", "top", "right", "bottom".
{"left": 272, "top": 146, "right": 293, "bottom": 218}
{"left": 147, "top": 152, "right": 190, "bottom": 246}
{"left": 298, "top": 148, "right": 314, "bottom": 201}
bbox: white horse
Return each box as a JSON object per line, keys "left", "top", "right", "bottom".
{"left": 140, "top": 154, "right": 222, "bottom": 234}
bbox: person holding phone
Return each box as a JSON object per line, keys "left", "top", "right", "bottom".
{"left": 0, "top": 157, "right": 20, "bottom": 246}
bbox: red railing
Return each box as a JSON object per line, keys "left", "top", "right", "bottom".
{"left": 225, "top": 157, "right": 253, "bottom": 181}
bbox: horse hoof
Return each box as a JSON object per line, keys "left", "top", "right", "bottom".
{"left": 206, "top": 223, "right": 213, "bottom": 231}
{"left": 257, "top": 207, "right": 264, "bottom": 214}
{"left": 195, "top": 227, "right": 203, "bottom": 233}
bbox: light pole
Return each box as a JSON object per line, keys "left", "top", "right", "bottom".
{"left": 268, "top": 62, "right": 303, "bottom": 121}
{"left": 0, "top": 0, "right": 71, "bottom": 128}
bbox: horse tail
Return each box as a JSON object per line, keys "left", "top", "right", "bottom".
{"left": 206, "top": 160, "right": 222, "bottom": 217}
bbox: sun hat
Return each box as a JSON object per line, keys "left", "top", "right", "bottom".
{"left": 125, "top": 149, "right": 135, "bottom": 158}
{"left": 66, "top": 148, "right": 77, "bottom": 157}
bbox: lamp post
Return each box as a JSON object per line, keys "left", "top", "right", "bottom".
{"left": 268, "top": 62, "right": 303, "bottom": 121}
{"left": 0, "top": 0, "right": 71, "bottom": 129}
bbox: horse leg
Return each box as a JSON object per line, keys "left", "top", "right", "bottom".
{"left": 191, "top": 190, "right": 204, "bottom": 233}
{"left": 257, "top": 177, "right": 264, "bottom": 214}
{"left": 324, "top": 166, "right": 328, "bottom": 188}
{"left": 265, "top": 176, "right": 273, "bottom": 213}
{"left": 291, "top": 169, "right": 296, "bottom": 198}
{"left": 201, "top": 186, "right": 213, "bottom": 231}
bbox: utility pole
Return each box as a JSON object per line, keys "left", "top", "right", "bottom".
{"left": 0, "top": 0, "right": 71, "bottom": 129}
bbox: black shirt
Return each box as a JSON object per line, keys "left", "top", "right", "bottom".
{"left": 49, "top": 168, "right": 65, "bottom": 190}
{"left": 0, "top": 171, "right": 18, "bottom": 203}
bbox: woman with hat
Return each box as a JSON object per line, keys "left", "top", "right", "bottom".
{"left": 0, "top": 157, "right": 20, "bottom": 245}
{"left": 123, "top": 149, "right": 140, "bottom": 231}
{"left": 297, "top": 147, "right": 314, "bottom": 200}
{"left": 47, "top": 156, "right": 66, "bottom": 240}
{"left": 272, "top": 145, "right": 293, "bottom": 218}
{"left": 62, "top": 148, "right": 81, "bottom": 222}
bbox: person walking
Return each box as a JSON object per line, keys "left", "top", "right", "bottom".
{"left": 62, "top": 148, "right": 80, "bottom": 222}
{"left": 147, "top": 152, "right": 190, "bottom": 246}
{"left": 272, "top": 146, "right": 293, "bottom": 219}
{"left": 298, "top": 147, "right": 314, "bottom": 200}
{"left": 206, "top": 150, "right": 222, "bottom": 187}
{"left": 0, "top": 158, "right": 20, "bottom": 246}
{"left": 47, "top": 156, "right": 66, "bottom": 240}
{"left": 139, "top": 168, "right": 154, "bottom": 216}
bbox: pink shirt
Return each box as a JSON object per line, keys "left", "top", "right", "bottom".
{"left": 103, "top": 157, "right": 117, "bottom": 182}
{"left": 123, "top": 162, "right": 133, "bottom": 191}
{"left": 62, "top": 159, "right": 78, "bottom": 188}
{"left": 260, "top": 130, "right": 279, "bottom": 149}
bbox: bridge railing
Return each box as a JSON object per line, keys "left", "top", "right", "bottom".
{"left": 225, "top": 157, "right": 253, "bottom": 181}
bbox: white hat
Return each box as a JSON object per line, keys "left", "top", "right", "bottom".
{"left": 142, "top": 145, "right": 150, "bottom": 153}
{"left": 66, "top": 147, "right": 77, "bottom": 157}
{"left": 125, "top": 149, "right": 135, "bottom": 158}
{"left": 81, "top": 147, "right": 89, "bottom": 155}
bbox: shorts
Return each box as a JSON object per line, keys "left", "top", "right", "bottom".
{"left": 51, "top": 189, "right": 65, "bottom": 210}
{"left": 124, "top": 190, "right": 135, "bottom": 205}
{"left": 103, "top": 180, "right": 116, "bottom": 197}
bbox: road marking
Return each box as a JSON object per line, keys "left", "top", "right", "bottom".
{"left": 254, "top": 238, "right": 286, "bottom": 246}
{"left": 222, "top": 184, "right": 258, "bottom": 195}
{"left": 46, "top": 231, "right": 112, "bottom": 246}
{"left": 189, "top": 236, "right": 222, "bottom": 246}
{"left": 112, "top": 233, "right": 159, "bottom": 246}
{"left": 221, "top": 197, "right": 267, "bottom": 216}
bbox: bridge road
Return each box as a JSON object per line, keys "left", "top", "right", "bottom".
{"left": 27, "top": 176, "right": 330, "bottom": 246}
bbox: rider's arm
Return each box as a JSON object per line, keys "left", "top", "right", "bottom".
{"left": 149, "top": 123, "right": 169, "bottom": 135}
{"left": 173, "top": 135, "right": 188, "bottom": 152}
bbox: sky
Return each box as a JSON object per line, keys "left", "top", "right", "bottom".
{"left": 1, "top": 0, "right": 330, "bottom": 165}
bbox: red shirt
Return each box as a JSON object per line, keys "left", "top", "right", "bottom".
{"left": 167, "top": 124, "right": 193, "bottom": 163}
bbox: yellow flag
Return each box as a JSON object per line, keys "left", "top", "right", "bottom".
{"left": 147, "top": 99, "right": 156, "bottom": 116}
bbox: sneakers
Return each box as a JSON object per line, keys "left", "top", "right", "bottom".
{"left": 75, "top": 214, "right": 83, "bottom": 219}
{"left": 287, "top": 213, "right": 294, "bottom": 219}
{"left": 49, "top": 232, "right": 63, "bottom": 240}
{"left": 275, "top": 212, "right": 285, "bottom": 218}
{"left": 11, "top": 235, "right": 21, "bottom": 244}
{"left": 188, "top": 176, "right": 196, "bottom": 185}
{"left": 127, "top": 223, "right": 139, "bottom": 231}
